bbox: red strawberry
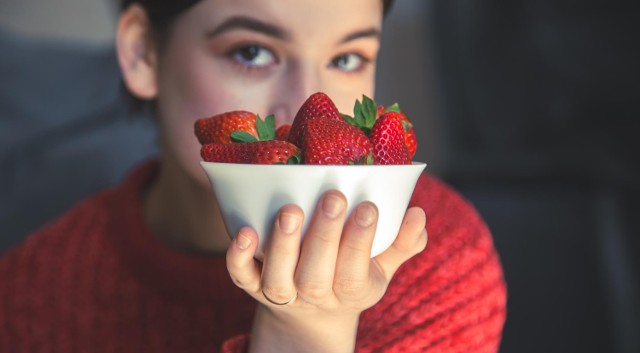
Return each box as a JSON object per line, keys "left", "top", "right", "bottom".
{"left": 370, "top": 111, "right": 411, "bottom": 165}
{"left": 377, "top": 104, "right": 417, "bottom": 158}
{"left": 275, "top": 124, "right": 291, "bottom": 141}
{"left": 288, "top": 92, "right": 343, "bottom": 147}
{"left": 194, "top": 110, "right": 257, "bottom": 145}
{"left": 201, "top": 140, "right": 301, "bottom": 165}
{"left": 301, "top": 117, "right": 373, "bottom": 165}
{"left": 229, "top": 114, "right": 277, "bottom": 143}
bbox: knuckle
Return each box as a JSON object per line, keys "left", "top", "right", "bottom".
{"left": 390, "top": 242, "right": 412, "bottom": 258}
{"left": 334, "top": 275, "right": 368, "bottom": 298}
{"left": 226, "top": 265, "right": 243, "bottom": 284}
{"left": 309, "top": 230, "right": 338, "bottom": 246}
{"left": 268, "top": 238, "right": 300, "bottom": 257}
{"left": 296, "top": 279, "right": 331, "bottom": 300}
{"left": 230, "top": 275, "right": 247, "bottom": 288}
{"left": 343, "top": 239, "right": 371, "bottom": 257}
{"left": 261, "top": 285, "right": 293, "bottom": 303}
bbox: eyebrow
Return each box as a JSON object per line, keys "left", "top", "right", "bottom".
{"left": 206, "top": 15, "right": 380, "bottom": 44}
{"left": 340, "top": 28, "right": 381, "bottom": 44}
{"left": 206, "top": 16, "right": 289, "bottom": 40}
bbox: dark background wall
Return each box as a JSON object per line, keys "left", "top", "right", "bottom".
{"left": 421, "top": 1, "right": 639, "bottom": 353}
{"left": 1, "top": 1, "right": 639, "bottom": 352}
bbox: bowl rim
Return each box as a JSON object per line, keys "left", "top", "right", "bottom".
{"left": 200, "top": 161, "right": 427, "bottom": 169}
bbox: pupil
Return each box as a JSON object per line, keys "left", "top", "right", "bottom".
{"left": 241, "top": 46, "right": 259, "bottom": 61}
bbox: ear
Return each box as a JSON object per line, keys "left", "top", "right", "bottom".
{"left": 116, "top": 4, "right": 158, "bottom": 100}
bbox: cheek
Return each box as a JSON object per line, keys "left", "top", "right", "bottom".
{"left": 153, "top": 44, "right": 275, "bottom": 186}
{"left": 159, "top": 47, "right": 237, "bottom": 119}
{"left": 155, "top": 49, "right": 240, "bottom": 185}
{"left": 325, "top": 70, "right": 376, "bottom": 115}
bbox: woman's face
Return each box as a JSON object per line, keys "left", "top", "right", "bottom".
{"left": 151, "top": 0, "right": 383, "bottom": 185}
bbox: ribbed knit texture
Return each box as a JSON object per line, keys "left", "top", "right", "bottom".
{"left": 0, "top": 161, "right": 506, "bottom": 352}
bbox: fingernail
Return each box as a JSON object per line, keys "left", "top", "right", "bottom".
{"left": 279, "top": 212, "right": 300, "bottom": 234}
{"left": 356, "top": 203, "right": 376, "bottom": 228}
{"left": 322, "top": 194, "right": 344, "bottom": 219}
{"left": 237, "top": 233, "right": 251, "bottom": 250}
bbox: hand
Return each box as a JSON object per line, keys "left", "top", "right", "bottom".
{"left": 226, "top": 190, "right": 427, "bottom": 353}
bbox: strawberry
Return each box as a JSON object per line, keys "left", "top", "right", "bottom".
{"left": 201, "top": 140, "right": 301, "bottom": 165}
{"left": 369, "top": 111, "right": 411, "bottom": 165}
{"left": 194, "top": 110, "right": 257, "bottom": 145}
{"left": 343, "top": 96, "right": 418, "bottom": 159}
{"left": 377, "top": 104, "right": 417, "bottom": 158}
{"left": 229, "top": 114, "right": 276, "bottom": 143}
{"left": 288, "top": 92, "right": 343, "bottom": 147}
{"left": 301, "top": 117, "right": 373, "bottom": 165}
{"left": 275, "top": 124, "right": 291, "bottom": 141}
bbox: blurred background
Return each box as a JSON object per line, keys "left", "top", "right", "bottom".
{"left": 1, "top": 0, "right": 638, "bottom": 352}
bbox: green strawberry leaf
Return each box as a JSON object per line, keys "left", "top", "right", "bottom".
{"left": 342, "top": 114, "right": 358, "bottom": 126}
{"left": 349, "top": 153, "right": 374, "bottom": 165}
{"left": 361, "top": 95, "right": 377, "bottom": 127}
{"left": 384, "top": 102, "right": 401, "bottom": 114}
{"left": 231, "top": 131, "right": 258, "bottom": 143}
{"left": 264, "top": 115, "right": 276, "bottom": 137}
{"left": 354, "top": 100, "right": 366, "bottom": 127}
{"left": 256, "top": 114, "right": 276, "bottom": 141}
{"left": 287, "top": 154, "right": 301, "bottom": 164}
{"left": 401, "top": 120, "right": 413, "bottom": 132}
{"left": 366, "top": 154, "right": 374, "bottom": 165}
{"left": 350, "top": 95, "right": 379, "bottom": 136}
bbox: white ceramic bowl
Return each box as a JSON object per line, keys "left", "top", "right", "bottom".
{"left": 200, "top": 161, "right": 426, "bottom": 260}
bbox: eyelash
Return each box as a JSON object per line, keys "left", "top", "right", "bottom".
{"left": 225, "top": 44, "right": 372, "bottom": 74}
{"left": 329, "top": 53, "right": 371, "bottom": 73}
{"left": 226, "top": 43, "right": 278, "bottom": 73}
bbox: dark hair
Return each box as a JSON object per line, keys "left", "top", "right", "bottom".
{"left": 120, "top": 0, "right": 395, "bottom": 112}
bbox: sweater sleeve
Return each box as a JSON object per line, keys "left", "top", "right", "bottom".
{"left": 355, "top": 175, "right": 507, "bottom": 352}
{"left": 220, "top": 334, "right": 250, "bottom": 353}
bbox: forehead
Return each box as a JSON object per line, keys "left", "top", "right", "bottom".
{"left": 180, "top": 0, "right": 384, "bottom": 41}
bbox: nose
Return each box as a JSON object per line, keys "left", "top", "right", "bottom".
{"left": 268, "top": 62, "right": 322, "bottom": 126}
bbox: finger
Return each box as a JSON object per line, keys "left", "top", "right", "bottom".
{"left": 373, "top": 207, "right": 427, "bottom": 282}
{"left": 295, "top": 190, "right": 347, "bottom": 302}
{"left": 226, "top": 227, "right": 262, "bottom": 297}
{"left": 260, "top": 204, "right": 303, "bottom": 305}
{"left": 334, "top": 201, "right": 379, "bottom": 300}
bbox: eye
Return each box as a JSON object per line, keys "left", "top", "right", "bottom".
{"left": 230, "top": 44, "right": 276, "bottom": 69}
{"left": 329, "top": 53, "right": 368, "bottom": 72}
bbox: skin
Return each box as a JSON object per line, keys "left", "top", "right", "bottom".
{"left": 116, "top": 0, "right": 427, "bottom": 351}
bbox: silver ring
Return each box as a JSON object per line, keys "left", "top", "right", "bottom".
{"left": 262, "top": 289, "right": 297, "bottom": 306}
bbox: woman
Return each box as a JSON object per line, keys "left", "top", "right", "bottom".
{"left": 0, "top": 0, "right": 507, "bottom": 352}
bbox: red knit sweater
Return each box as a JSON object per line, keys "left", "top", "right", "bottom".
{"left": 0, "top": 161, "right": 506, "bottom": 352}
